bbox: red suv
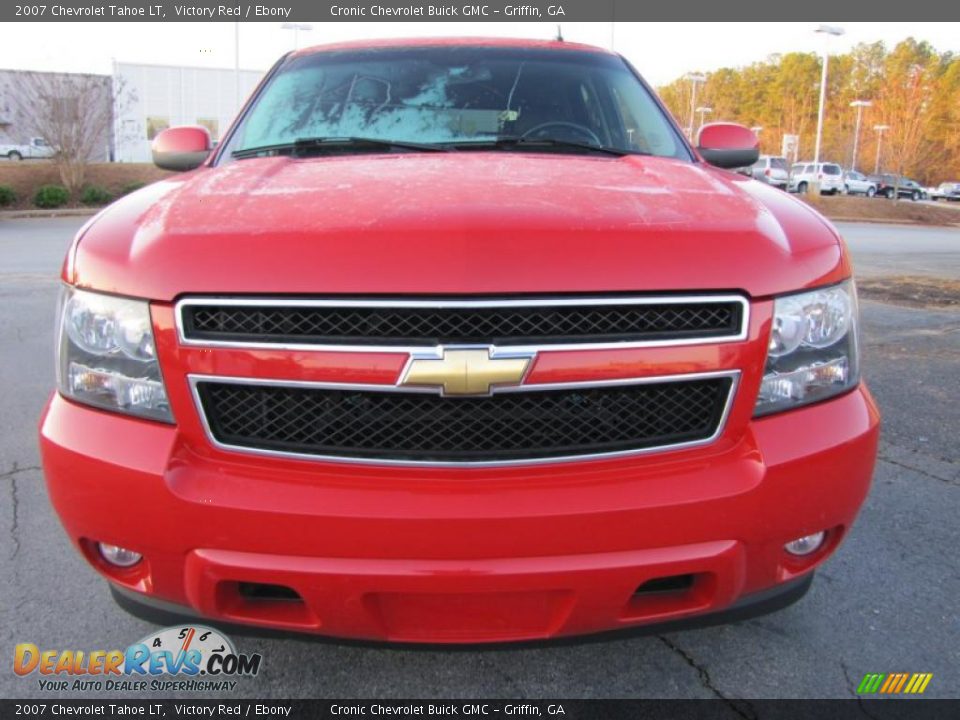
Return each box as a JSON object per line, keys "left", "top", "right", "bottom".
{"left": 40, "top": 38, "right": 879, "bottom": 643}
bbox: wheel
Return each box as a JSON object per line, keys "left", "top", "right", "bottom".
{"left": 798, "top": 182, "right": 808, "bottom": 194}
{"left": 843, "top": 185, "right": 850, "bottom": 195}
{"left": 8, "top": 151, "right": 22, "bottom": 161}
{"left": 885, "top": 188, "right": 895, "bottom": 199}
{"left": 867, "top": 186, "right": 876, "bottom": 198}
{"left": 911, "top": 190, "right": 920, "bottom": 201}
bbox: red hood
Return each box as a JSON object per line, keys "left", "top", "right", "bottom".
{"left": 71, "top": 153, "right": 847, "bottom": 301}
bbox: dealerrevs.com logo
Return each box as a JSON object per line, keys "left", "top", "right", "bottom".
{"left": 14, "top": 625, "right": 263, "bottom": 692}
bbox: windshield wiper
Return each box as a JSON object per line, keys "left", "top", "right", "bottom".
{"left": 444, "top": 136, "right": 635, "bottom": 157}
{"left": 232, "top": 136, "right": 452, "bottom": 159}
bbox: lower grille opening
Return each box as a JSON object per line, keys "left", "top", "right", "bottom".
{"left": 633, "top": 574, "right": 696, "bottom": 595}
{"left": 622, "top": 572, "right": 716, "bottom": 621}
{"left": 195, "top": 375, "right": 734, "bottom": 464}
{"left": 217, "top": 581, "right": 317, "bottom": 628}
{"left": 237, "top": 582, "right": 302, "bottom": 601}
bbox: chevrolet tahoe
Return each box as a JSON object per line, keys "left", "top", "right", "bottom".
{"left": 39, "top": 38, "right": 880, "bottom": 643}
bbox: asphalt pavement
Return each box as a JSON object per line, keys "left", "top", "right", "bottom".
{"left": 1, "top": 217, "right": 957, "bottom": 700}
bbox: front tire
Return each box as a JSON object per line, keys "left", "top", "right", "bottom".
{"left": 912, "top": 191, "right": 920, "bottom": 201}
{"left": 798, "top": 182, "right": 808, "bottom": 194}
{"left": 885, "top": 188, "right": 895, "bottom": 199}
{"left": 8, "top": 151, "right": 22, "bottom": 161}
{"left": 867, "top": 186, "right": 876, "bottom": 198}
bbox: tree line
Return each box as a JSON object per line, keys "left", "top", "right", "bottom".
{"left": 657, "top": 38, "right": 960, "bottom": 184}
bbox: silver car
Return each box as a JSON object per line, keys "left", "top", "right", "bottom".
{"left": 749, "top": 156, "right": 790, "bottom": 189}
{"left": 843, "top": 171, "right": 877, "bottom": 197}
{"left": 930, "top": 182, "right": 960, "bottom": 201}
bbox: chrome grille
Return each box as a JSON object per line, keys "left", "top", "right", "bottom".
{"left": 178, "top": 296, "right": 747, "bottom": 348}
{"left": 194, "top": 375, "right": 736, "bottom": 465}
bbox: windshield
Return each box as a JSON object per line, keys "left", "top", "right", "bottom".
{"left": 221, "top": 46, "right": 688, "bottom": 160}
{"left": 769, "top": 158, "right": 788, "bottom": 170}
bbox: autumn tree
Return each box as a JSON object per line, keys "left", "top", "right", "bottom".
{"left": 655, "top": 37, "right": 960, "bottom": 183}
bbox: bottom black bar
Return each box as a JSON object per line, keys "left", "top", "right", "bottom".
{"left": 2, "top": 700, "right": 958, "bottom": 720}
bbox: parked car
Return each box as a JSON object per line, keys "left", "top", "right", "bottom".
{"left": 930, "top": 182, "right": 960, "bottom": 201}
{"left": 788, "top": 161, "right": 844, "bottom": 195}
{"left": 0, "top": 136, "right": 55, "bottom": 161}
{"left": 749, "top": 155, "right": 790, "bottom": 189}
{"left": 868, "top": 174, "right": 924, "bottom": 201}
{"left": 905, "top": 179, "right": 927, "bottom": 200}
{"left": 39, "top": 38, "right": 879, "bottom": 644}
{"left": 843, "top": 171, "right": 877, "bottom": 197}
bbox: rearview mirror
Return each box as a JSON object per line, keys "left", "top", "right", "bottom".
{"left": 696, "top": 123, "right": 760, "bottom": 170}
{"left": 151, "top": 126, "right": 211, "bottom": 171}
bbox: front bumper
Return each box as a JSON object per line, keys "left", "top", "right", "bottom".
{"left": 40, "top": 383, "right": 879, "bottom": 644}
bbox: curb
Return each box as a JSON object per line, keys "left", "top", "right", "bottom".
{"left": 0, "top": 208, "right": 100, "bottom": 220}
{"left": 825, "top": 216, "right": 960, "bottom": 228}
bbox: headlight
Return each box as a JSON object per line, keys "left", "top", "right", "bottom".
{"left": 755, "top": 280, "right": 860, "bottom": 416}
{"left": 56, "top": 286, "right": 173, "bottom": 423}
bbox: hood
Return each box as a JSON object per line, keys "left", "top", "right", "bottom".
{"left": 71, "top": 153, "right": 847, "bottom": 301}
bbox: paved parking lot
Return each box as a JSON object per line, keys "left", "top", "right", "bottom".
{"left": 1, "top": 217, "right": 957, "bottom": 700}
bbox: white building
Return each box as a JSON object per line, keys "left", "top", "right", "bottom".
{"left": 113, "top": 61, "right": 264, "bottom": 163}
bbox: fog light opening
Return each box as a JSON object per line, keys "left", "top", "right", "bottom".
{"left": 98, "top": 543, "right": 143, "bottom": 568}
{"left": 784, "top": 531, "right": 826, "bottom": 557}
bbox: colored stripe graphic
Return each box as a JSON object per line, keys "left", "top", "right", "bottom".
{"left": 911, "top": 674, "right": 933, "bottom": 694}
{"left": 858, "top": 672, "right": 932, "bottom": 694}
{"left": 857, "top": 674, "right": 885, "bottom": 694}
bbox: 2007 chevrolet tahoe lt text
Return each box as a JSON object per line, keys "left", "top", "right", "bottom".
{"left": 39, "top": 38, "right": 879, "bottom": 643}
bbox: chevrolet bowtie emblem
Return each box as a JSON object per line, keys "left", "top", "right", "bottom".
{"left": 400, "top": 348, "right": 532, "bottom": 396}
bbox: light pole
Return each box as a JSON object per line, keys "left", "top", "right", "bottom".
{"left": 686, "top": 74, "right": 706, "bottom": 140}
{"left": 849, "top": 100, "right": 871, "bottom": 171}
{"left": 873, "top": 124, "right": 890, "bottom": 174}
{"left": 813, "top": 24, "right": 845, "bottom": 168}
{"left": 234, "top": 23, "right": 241, "bottom": 116}
{"left": 696, "top": 106, "right": 713, "bottom": 133}
{"left": 281, "top": 22, "right": 314, "bottom": 50}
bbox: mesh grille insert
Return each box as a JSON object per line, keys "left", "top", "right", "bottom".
{"left": 182, "top": 299, "right": 743, "bottom": 347}
{"left": 196, "top": 377, "right": 732, "bottom": 464}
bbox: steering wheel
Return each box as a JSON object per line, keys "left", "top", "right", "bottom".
{"left": 520, "top": 121, "right": 602, "bottom": 146}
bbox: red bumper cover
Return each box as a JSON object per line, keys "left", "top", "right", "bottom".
{"left": 40, "top": 381, "right": 879, "bottom": 643}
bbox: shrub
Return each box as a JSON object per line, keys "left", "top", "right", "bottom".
{"left": 80, "top": 185, "right": 114, "bottom": 206}
{"left": 34, "top": 185, "right": 70, "bottom": 209}
{"left": 0, "top": 185, "right": 16, "bottom": 207}
{"left": 119, "top": 181, "right": 146, "bottom": 196}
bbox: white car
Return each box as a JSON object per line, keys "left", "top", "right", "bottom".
{"left": 789, "top": 162, "right": 844, "bottom": 195}
{"left": 843, "top": 171, "right": 877, "bottom": 197}
{"left": 0, "top": 137, "right": 56, "bottom": 161}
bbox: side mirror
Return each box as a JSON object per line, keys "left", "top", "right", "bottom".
{"left": 696, "top": 123, "right": 760, "bottom": 170}
{"left": 152, "top": 126, "right": 211, "bottom": 171}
